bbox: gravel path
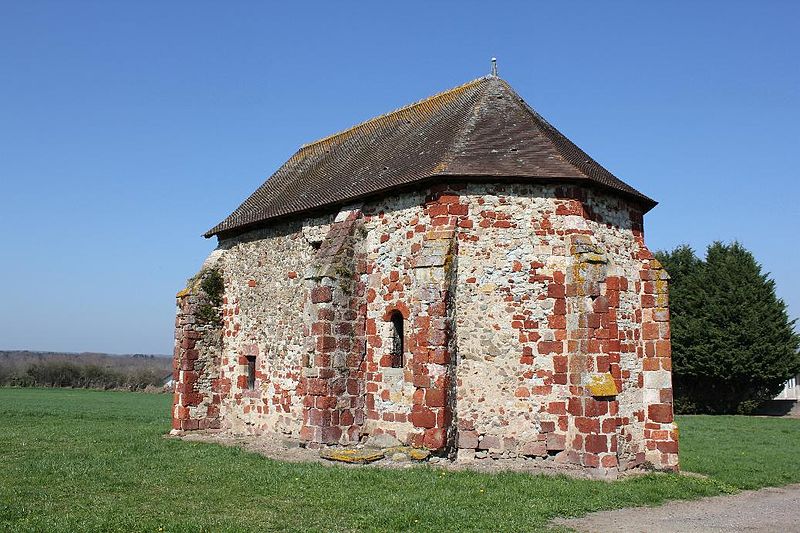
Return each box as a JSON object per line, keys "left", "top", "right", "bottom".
{"left": 554, "top": 483, "right": 800, "bottom": 532}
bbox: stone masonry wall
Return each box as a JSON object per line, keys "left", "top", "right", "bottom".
{"left": 172, "top": 181, "right": 678, "bottom": 474}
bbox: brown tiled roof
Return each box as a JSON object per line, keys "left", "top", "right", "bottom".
{"left": 206, "top": 76, "right": 656, "bottom": 238}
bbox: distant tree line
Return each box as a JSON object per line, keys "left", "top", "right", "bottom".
{"left": 0, "top": 351, "right": 172, "bottom": 392}
{"left": 656, "top": 242, "right": 800, "bottom": 414}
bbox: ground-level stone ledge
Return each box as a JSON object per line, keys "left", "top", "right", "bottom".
{"left": 166, "top": 430, "right": 680, "bottom": 480}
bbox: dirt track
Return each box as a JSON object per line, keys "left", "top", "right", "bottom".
{"left": 554, "top": 483, "right": 800, "bottom": 532}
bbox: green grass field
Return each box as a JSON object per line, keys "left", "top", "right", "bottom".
{"left": 1, "top": 389, "right": 798, "bottom": 532}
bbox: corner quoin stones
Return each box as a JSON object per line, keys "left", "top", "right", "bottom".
{"left": 172, "top": 75, "right": 678, "bottom": 476}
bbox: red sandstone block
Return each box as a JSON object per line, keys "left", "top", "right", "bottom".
{"left": 408, "top": 432, "right": 425, "bottom": 448}
{"left": 424, "top": 428, "right": 447, "bottom": 449}
{"left": 552, "top": 356, "right": 568, "bottom": 374}
{"left": 592, "top": 296, "right": 609, "bottom": 314}
{"left": 448, "top": 204, "right": 468, "bottom": 216}
{"left": 602, "top": 418, "right": 619, "bottom": 433}
{"left": 532, "top": 385, "right": 552, "bottom": 396}
{"left": 428, "top": 301, "right": 446, "bottom": 316}
{"left": 648, "top": 403, "right": 674, "bottom": 423}
{"left": 581, "top": 453, "right": 599, "bottom": 468}
{"left": 547, "top": 283, "right": 566, "bottom": 298}
{"left": 655, "top": 339, "right": 671, "bottom": 357}
{"left": 514, "top": 387, "right": 530, "bottom": 398}
{"left": 437, "top": 408, "right": 451, "bottom": 429}
{"left": 437, "top": 193, "right": 460, "bottom": 204}
{"left": 601, "top": 454, "right": 619, "bottom": 468}
{"left": 656, "top": 440, "right": 679, "bottom": 454}
{"left": 607, "top": 290, "right": 620, "bottom": 308}
{"left": 575, "top": 416, "right": 600, "bottom": 434}
{"left": 548, "top": 315, "right": 567, "bottom": 330}
{"left": 305, "top": 378, "right": 328, "bottom": 396}
{"left": 567, "top": 397, "right": 584, "bottom": 416}
{"left": 335, "top": 322, "right": 354, "bottom": 335}
{"left": 317, "top": 308, "right": 335, "bottom": 321}
{"left": 584, "top": 398, "right": 608, "bottom": 417}
{"left": 644, "top": 341, "right": 656, "bottom": 358}
{"left": 411, "top": 408, "right": 437, "bottom": 429}
{"left": 478, "top": 435, "right": 501, "bottom": 450}
{"left": 428, "top": 348, "right": 450, "bottom": 365}
{"left": 546, "top": 433, "right": 566, "bottom": 451}
{"left": 336, "top": 338, "right": 352, "bottom": 351}
{"left": 311, "top": 322, "right": 329, "bottom": 336}
{"left": 316, "top": 336, "right": 336, "bottom": 352}
{"left": 412, "top": 374, "right": 431, "bottom": 388}
{"left": 310, "top": 286, "right": 333, "bottom": 303}
{"left": 601, "top": 339, "right": 621, "bottom": 352}
{"left": 458, "top": 430, "right": 479, "bottom": 449}
{"left": 553, "top": 373, "right": 568, "bottom": 385}
{"left": 182, "top": 419, "right": 199, "bottom": 431}
{"left": 520, "top": 441, "right": 546, "bottom": 457}
{"left": 585, "top": 434, "right": 608, "bottom": 453}
{"left": 320, "top": 426, "right": 342, "bottom": 443}
{"left": 643, "top": 322, "right": 660, "bottom": 340}
{"left": 346, "top": 379, "right": 360, "bottom": 395}
{"left": 538, "top": 341, "right": 563, "bottom": 355}
{"left": 549, "top": 402, "right": 567, "bottom": 415}
{"left": 426, "top": 388, "right": 447, "bottom": 407}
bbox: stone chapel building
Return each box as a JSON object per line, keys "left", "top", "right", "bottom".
{"left": 172, "top": 75, "right": 678, "bottom": 474}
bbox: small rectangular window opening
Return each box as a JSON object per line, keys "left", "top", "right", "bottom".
{"left": 390, "top": 311, "right": 404, "bottom": 368}
{"left": 246, "top": 355, "right": 256, "bottom": 390}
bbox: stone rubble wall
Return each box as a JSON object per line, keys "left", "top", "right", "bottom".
{"left": 172, "top": 251, "right": 224, "bottom": 431}
{"left": 172, "top": 181, "right": 678, "bottom": 474}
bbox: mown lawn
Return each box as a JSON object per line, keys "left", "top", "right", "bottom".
{"left": 0, "top": 389, "right": 798, "bottom": 532}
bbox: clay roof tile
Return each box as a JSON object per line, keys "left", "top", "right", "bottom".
{"left": 206, "top": 76, "right": 655, "bottom": 238}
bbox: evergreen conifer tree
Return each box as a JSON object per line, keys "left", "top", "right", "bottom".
{"left": 656, "top": 242, "right": 800, "bottom": 414}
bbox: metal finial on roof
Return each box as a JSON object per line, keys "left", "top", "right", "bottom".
{"left": 491, "top": 57, "right": 498, "bottom": 77}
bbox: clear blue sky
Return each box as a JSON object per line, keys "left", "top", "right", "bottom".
{"left": 2, "top": 2, "right": 798, "bottom": 355}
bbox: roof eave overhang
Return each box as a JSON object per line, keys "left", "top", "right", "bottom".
{"left": 204, "top": 174, "right": 657, "bottom": 241}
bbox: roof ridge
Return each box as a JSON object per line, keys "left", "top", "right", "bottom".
{"left": 298, "top": 76, "right": 492, "bottom": 151}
